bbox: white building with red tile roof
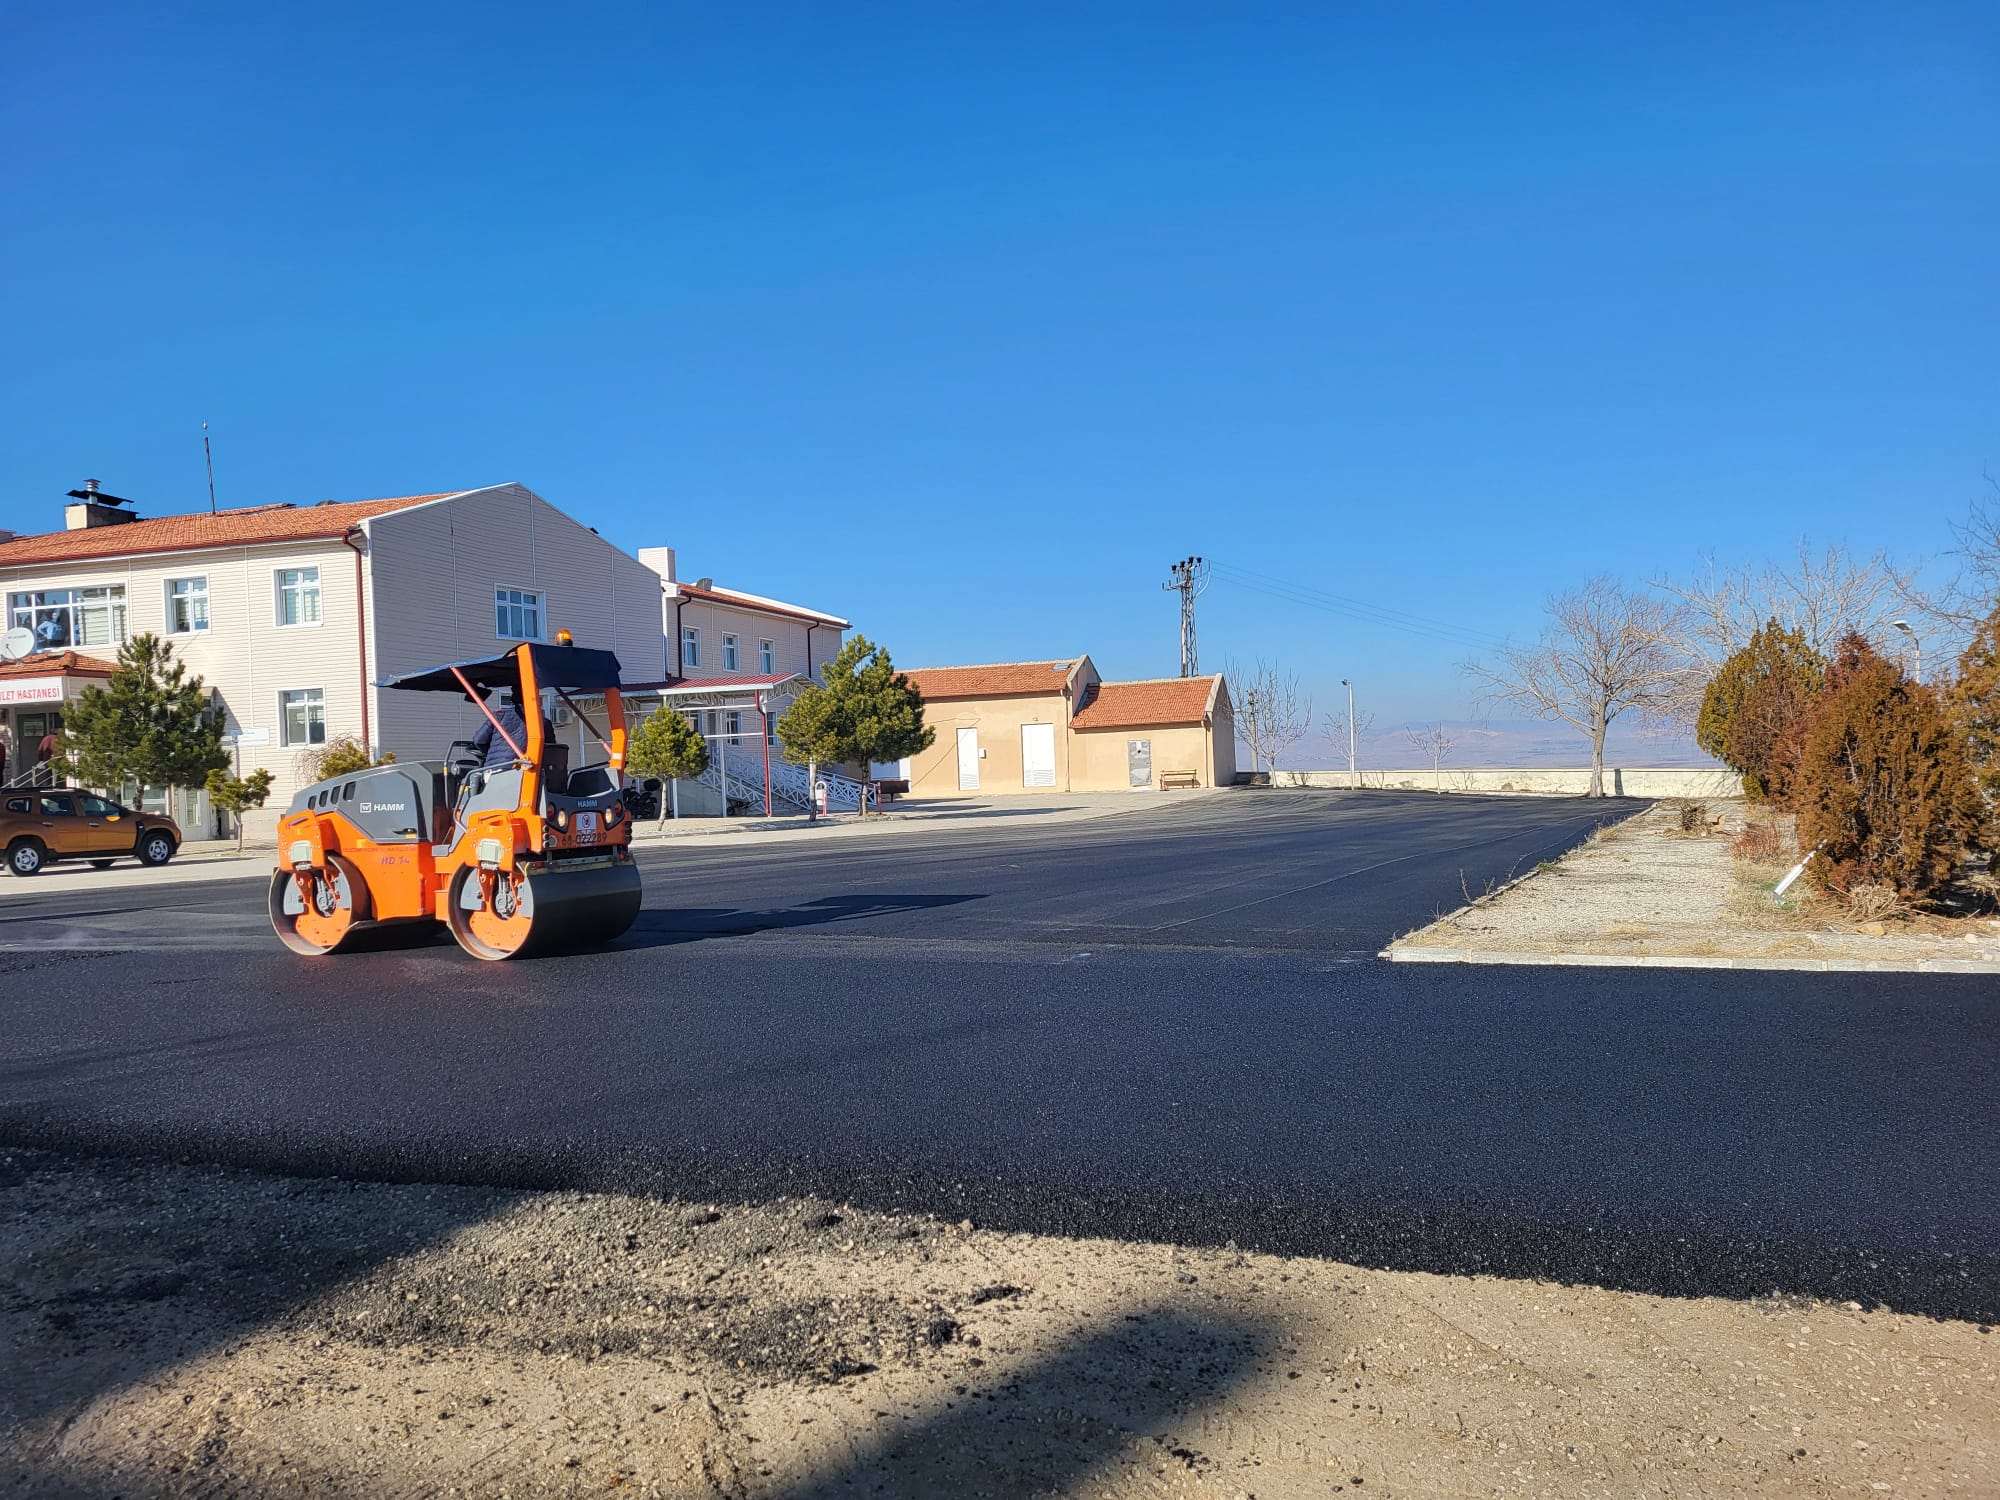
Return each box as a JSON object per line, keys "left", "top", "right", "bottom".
{"left": 0, "top": 482, "right": 667, "bottom": 832}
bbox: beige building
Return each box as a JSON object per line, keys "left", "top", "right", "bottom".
{"left": 895, "top": 657, "right": 1234, "bottom": 796}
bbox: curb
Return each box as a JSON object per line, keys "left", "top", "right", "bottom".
{"left": 1382, "top": 945, "right": 2000, "bottom": 974}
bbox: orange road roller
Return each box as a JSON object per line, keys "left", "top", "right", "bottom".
{"left": 269, "top": 641, "right": 643, "bottom": 960}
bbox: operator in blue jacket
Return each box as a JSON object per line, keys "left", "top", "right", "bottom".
{"left": 472, "top": 690, "right": 530, "bottom": 768}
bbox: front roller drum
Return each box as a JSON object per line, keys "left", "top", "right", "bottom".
{"left": 445, "top": 857, "right": 642, "bottom": 961}
{"left": 269, "top": 853, "right": 373, "bottom": 956}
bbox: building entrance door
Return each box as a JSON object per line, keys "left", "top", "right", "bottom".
{"left": 1021, "top": 722, "right": 1056, "bottom": 788}
{"left": 956, "top": 728, "right": 980, "bottom": 791}
{"left": 1128, "top": 738, "right": 1152, "bottom": 788}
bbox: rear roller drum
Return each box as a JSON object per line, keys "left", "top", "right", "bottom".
{"left": 268, "top": 853, "right": 372, "bottom": 956}
{"left": 446, "top": 858, "right": 641, "bottom": 961}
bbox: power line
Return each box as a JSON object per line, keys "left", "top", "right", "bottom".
{"left": 1209, "top": 561, "right": 1516, "bottom": 655}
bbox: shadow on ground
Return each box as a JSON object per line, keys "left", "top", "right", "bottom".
{"left": 616, "top": 893, "right": 983, "bottom": 947}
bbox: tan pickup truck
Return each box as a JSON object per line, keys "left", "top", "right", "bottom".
{"left": 1, "top": 788, "right": 180, "bottom": 876}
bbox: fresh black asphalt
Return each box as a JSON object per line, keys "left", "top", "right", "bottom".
{"left": 2, "top": 790, "right": 1996, "bottom": 1322}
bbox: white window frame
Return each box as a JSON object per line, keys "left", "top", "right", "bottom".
{"left": 724, "top": 709, "right": 742, "bottom": 739}
{"left": 164, "top": 576, "right": 209, "bottom": 635}
{"left": 723, "top": 633, "right": 739, "bottom": 671}
{"left": 759, "top": 638, "right": 775, "bottom": 673}
{"left": 681, "top": 626, "right": 700, "bottom": 669}
{"left": 278, "top": 686, "right": 328, "bottom": 748}
{"left": 274, "top": 567, "right": 322, "bottom": 628}
{"left": 495, "top": 585, "right": 543, "bottom": 642}
{"left": 9, "top": 584, "right": 129, "bottom": 650}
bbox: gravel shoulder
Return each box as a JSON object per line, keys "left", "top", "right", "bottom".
{"left": 3, "top": 1149, "right": 1995, "bottom": 1499}
{"left": 1388, "top": 801, "right": 2000, "bottom": 971}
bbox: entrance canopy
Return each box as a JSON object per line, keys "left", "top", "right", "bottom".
{"left": 0, "top": 650, "right": 116, "bottom": 707}
{"left": 621, "top": 672, "right": 806, "bottom": 712}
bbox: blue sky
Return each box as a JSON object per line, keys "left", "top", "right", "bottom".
{"left": 3, "top": 2, "right": 1995, "bottom": 750}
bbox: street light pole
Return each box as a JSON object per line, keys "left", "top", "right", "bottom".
{"left": 1891, "top": 619, "right": 1922, "bottom": 684}
{"left": 1340, "top": 678, "right": 1356, "bottom": 790}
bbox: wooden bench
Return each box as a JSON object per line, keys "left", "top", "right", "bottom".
{"left": 874, "top": 778, "right": 910, "bottom": 805}
{"left": 1159, "top": 770, "right": 1200, "bottom": 791}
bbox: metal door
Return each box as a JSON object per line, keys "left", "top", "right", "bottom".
{"left": 1128, "top": 738, "right": 1152, "bottom": 788}
{"left": 1021, "top": 723, "right": 1056, "bottom": 788}
{"left": 956, "top": 728, "right": 980, "bottom": 791}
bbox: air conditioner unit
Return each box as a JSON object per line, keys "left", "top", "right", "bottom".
{"left": 552, "top": 703, "right": 574, "bottom": 727}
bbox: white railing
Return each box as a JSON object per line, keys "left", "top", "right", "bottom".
{"left": 1, "top": 761, "right": 59, "bottom": 791}
{"left": 690, "top": 755, "right": 878, "bottom": 815}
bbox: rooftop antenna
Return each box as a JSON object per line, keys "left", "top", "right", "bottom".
{"left": 203, "top": 422, "right": 217, "bottom": 514}
{"left": 1162, "top": 556, "right": 1211, "bottom": 677}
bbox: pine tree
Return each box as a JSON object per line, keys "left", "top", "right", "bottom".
{"left": 776, "top": 636, "right": 933, "bottom": 816}
{"left": 625, "top": 706, "right": 709, "bottom": 823}
{"left": 60, "top": 634, "right": 229, "bottom": 808}
{"left": 1950, "top": 598, "right": 2000, "bottom": 848}
{"left": 205, "top": 767, "right": 274, "bottom": 855}
{"left": 1696, "top": 619, "right": 1825, "bottom": 799}
{"left": 1794, "top": 632, "right": 1981, "bottom": 897}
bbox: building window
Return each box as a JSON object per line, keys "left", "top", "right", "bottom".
{"left": 496, "top": 586, "right": 542, "bottom": 641}
{"left": 767, "top": 715, "right": 780, "bottom": 748}
{"left": 279, "top": 688, "right": 327, "bottom": 747}
{"left": 9, "top": 585, "right": 127, "bottom": 650}
{"left": 165, "top": 577, "right": 209, "bottom": 634}
{"left": 724, "top": 709, "right": 742, "bottom": 739}
{"left": 723, "top": 634, "right": 739, "bottom": 670}
{"left": 681, "top": 627, "right": 700, "bottom": 669}
{"left": 275, "top": 568, "right": 321, "bottom": 627}
{"left": 759, "top": 639, "right": 775, "bottom": 673}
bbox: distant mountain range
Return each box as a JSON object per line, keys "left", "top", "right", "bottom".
{"left": 1288, "top": 719, "right": 1723, "bottom": 771}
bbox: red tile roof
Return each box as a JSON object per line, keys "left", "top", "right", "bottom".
{"left": 0, "top": 650, "right": 117, "bottom": 680}
{"left": 1070, "top": 675, "right": 1221, "bottom": 729}
{"left": 903, "top": 660, "right": 1081, "bottom": 699}
{"left": 0, "top": 492, "right": 463, "bottom": 568}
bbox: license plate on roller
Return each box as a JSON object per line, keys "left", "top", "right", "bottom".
{"left": 574, "top": 812, "right": 598, "bottom": 841}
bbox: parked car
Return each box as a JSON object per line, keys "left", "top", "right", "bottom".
{"left": 1, "top": 789, "right": 180, "bottom": 876}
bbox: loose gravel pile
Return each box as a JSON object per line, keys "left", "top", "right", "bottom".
{"left": 4, "top": 1149, "right": 1994, "bottom": 1498}
{"left": 1393, "top": 800, "right": 2000, "bottom": 968}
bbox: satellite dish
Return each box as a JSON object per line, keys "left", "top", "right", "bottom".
{"left": 0, "top": 627, "right": 34, "bottom": 662}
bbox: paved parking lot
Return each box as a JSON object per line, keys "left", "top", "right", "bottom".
{"left": 3, "top": 789, "right": 1996, "bottom": 1320}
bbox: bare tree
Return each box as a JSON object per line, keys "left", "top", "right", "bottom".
{"left": 1227, "top": 658, "right": 1313, "bottom": 772}
{"left": 1403, "top": 722, "right": 1455, "bottom": 789}
{"left": 1654, "top": 539, "right": 1917, "bottom": 718}
{"left": 1465, "top": 577, "right": 1693, "bottom": 798}
{"left": 1322, "top": 706, "right": 1376, "bottom": 786}
{"left": 1907, "top": 468, "right": 2000, "bottom": 647}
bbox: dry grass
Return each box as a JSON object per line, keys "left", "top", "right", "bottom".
{"left": 1730, "top": 820, "right": 1784, "bottom": 863}
{"left": 1841, "top": 883, "right": 1906, "bottom": 923}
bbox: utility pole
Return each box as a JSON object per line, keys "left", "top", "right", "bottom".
{"left": 1340, "top": 678, "right": 1357, "bottom": 790}
{"left": 1162, "top": 556, "right": 1210, "bottom": 677}
{"left": 202, "top": 422, "right": 217, "bottom": 514}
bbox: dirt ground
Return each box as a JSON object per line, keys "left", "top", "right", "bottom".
{"left": 2, "top": 1149, "right": 1994, "bottom": 1498}
{"left": 1390, "top": 801, "right": 2000, "bottom": 969}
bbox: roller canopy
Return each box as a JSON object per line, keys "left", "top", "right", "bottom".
{"left": 380, "top": 644, "right": 626, "bottom": 695}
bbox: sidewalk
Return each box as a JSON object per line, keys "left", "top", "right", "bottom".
{"left": 1385, "top": 800, "right": 2000, "bottom": 974}
{"left": 4, "top": 791, "right": 1220, "bottom": 894}
{"left": 3, "top": 837, "right": 273, "bottom": 893}
{"left": 637, "top": 788, "right": 1217, "bottom": 847}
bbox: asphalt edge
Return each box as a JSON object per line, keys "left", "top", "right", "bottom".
{"left": 1380, "top": 945, "right": 2000, "bottom": 974}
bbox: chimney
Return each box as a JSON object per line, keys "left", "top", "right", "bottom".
{"left": 64, "top": 479, "right": 140, "bottom": 531}
{"left": 636, "top": 545, "right": 677, "bottom": 583}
